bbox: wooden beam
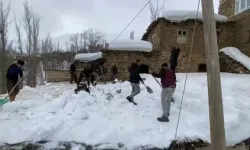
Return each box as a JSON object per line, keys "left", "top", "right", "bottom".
{"left": 201, "top": 0, "right": 226, "bottom": 150}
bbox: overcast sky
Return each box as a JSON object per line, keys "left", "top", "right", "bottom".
{"left": 5, "top": 0, "right": 219, "bottom": 40}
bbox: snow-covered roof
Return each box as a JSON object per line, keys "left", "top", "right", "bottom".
{"left": 219, "top": 47, "right": 250, "bottom": 70}
{"left": 163, "top": 10, "right": 228, "bottom": 22}
{"left": 74, "top": 52, "right": 102, "bottom": 62}
{"left": 108, "top": 39, "right": 153, "bottom": 52}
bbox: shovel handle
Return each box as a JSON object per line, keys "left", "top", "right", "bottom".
{"left": 5, "top": 79, "right": 23, "bottom": 100}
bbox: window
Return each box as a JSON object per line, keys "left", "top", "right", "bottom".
{"left": 235, "top": 0, "right": 250, "bottom": 14}
{"left": 177, "top": 29, "right": 188, "bottom": 44}
{"left": 235, "top": 0, "right": 240, "bottom": 13}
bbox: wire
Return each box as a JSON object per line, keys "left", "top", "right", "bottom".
{"left": 173, "top": 0, "right": 201, "bottom": 142}
{"left": 109, "top": 0, "right": 153, "bottom": 45}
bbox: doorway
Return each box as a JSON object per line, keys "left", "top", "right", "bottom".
{"left": 140, "top": 64, "right": 149, "bottom": 74}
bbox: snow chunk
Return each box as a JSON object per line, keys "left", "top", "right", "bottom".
{"left": 74, "top": 52, "right": 102, "bottom": 62}
{"left": 108, "top": 39, "right": 153, "bottom": 52}
{"left": 163, "top": 10, "right": 227, "bottom": 22}
{"left": 220, "top": 47, "right": 250, "bottom": 70}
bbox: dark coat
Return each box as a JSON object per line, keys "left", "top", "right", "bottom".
{"left": 70, "top": 64, "right": 76, "bottom": 72}
{"left": 169, "top": 48, "right": 180, "bottom": 69}
{"left": 6, "top": 64, "right": 23, "bottom": 83}
{"left": 129, "top": 63, "right": 143, "bottom": 84}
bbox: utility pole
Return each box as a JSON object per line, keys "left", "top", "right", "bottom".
{"left": 201, "top": 0, "right": 226, "bottom": 150}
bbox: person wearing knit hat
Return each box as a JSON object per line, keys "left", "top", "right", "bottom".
{"left": 6, "top": 60, "right": 25, "bottom": 102}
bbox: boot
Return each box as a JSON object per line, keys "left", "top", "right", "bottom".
{"left": 157, "top": 115, "right": 169, "bottom": 122}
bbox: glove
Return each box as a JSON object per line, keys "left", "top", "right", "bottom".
{"left": 141, "top": 80, "right": 144, "bottom": 84}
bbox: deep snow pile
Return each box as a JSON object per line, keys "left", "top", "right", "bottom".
{"left": 163, "top": 10, "right": 228, "bottom": 22}
{"left": 220, "top": 47, "right": 250, "bottom": 70}
{"left": 108, "top": 39, "right": 153, "bottom": 52}
{"left": 0, "top": 73, "right": 250, "bottom": 149}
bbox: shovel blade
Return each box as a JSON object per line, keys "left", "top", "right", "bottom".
{"left": 146, "top": 86, "right": 153, "bottom": 94}
{"left": 0, "top": 99, "right": 9, "bottom": 106}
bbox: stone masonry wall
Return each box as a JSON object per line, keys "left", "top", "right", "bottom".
{"left": 102, "top": 51, "right": 160, "bottom": 81}
{"left": 145, "top": 20, "right": 235, "bottom": 72}
{"left": 218, "top": 0, "right": 235, "bottom": 18}
{"left": 219, "top": 52, "right": 250, "bottom": 73}
{"left": 232, "top": 12, "right": 250, "bottom": 56}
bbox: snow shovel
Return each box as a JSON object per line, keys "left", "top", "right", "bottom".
{"left": 142, "top": 83, "right": 153, "bottom": 94}
{"left": 0, "top": 79, "right": 22, "bottom": 106}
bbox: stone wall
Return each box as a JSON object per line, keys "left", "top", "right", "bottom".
{"left": 218, "top": 0, "right": 235, "bottom": 18}
{"left": 145, "top": 20, "right": 235, "bottom": 72}
{"left": 46, "top": 69, "right": 82, "bottom": 82}
{"left": 219, "top": 52, "right": 250, "bottom": 73}
{"left": 231, "top": 12, "right": 250, "bottom": 56}
{"left": 102, "top": 50, "right": 160, "bottom": 81}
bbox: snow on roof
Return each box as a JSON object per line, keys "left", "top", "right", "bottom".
{"left": 163, "top": 10, "right": 228, "bottom": 22}
{"left": 219, "top": 47, "right": 250, "bottom": 70}
{"left": 108, "top": 39, "right": 153, "bottom": 52}
{"left": 74, "top": 52, "right": 102, "bottom": 62}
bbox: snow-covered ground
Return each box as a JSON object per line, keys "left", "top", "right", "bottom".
{"left": 0, "top": 73, "right": 250, "bottom": 149}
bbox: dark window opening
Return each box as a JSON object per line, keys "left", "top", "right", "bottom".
{"left": 183, "top": 31, "right": 187, "bottom": 35}
{"left": 140, "top": 64, "right": 149, "bottom": 74}
{"left": 198, "top": 64, "right": 206, "bottom": 72}
{"left": 178, "top": 30, "right": 182, "bottom": 35}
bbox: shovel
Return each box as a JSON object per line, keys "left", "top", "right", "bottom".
{"left": 0, "top": 79, "right": 22, "bottom": 106}
{"left": 142, "top": 82, "right": 153, "bottom": 94}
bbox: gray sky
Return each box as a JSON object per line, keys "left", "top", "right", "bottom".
{"left": 6, "top": 0, "right": 219, "bottom": 40}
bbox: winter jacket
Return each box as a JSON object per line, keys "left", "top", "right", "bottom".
{"left": 152, "top": 67, "right": 176, "bottom": 88}
{"left": 70, "top": 64, "right": 76, "bottom": 72}
{"left": 6, "top": 64, "right": 23, "bottom": 83}
{"left": 169, "top": 48, "right": 180, "bottom": 69}
{"left": 129, "top": 63, "right": 143, "bottom": 84}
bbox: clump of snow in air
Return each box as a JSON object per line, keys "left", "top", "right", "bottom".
{"left": 163, "top": 10, "right": 228, "bottom": 22}
{"left": 220, "top": 47, "right": 250, "bottom": 70}
{"left": 108, "top": 39, "right": 153, "bottom": 52}
{"left": 74, "top": 52, "right": 102, "bottom": 62}
{"left": 0, "top": 74, "right": 250, "bottom": 149}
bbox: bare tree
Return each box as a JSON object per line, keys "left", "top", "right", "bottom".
{"left": 23, "top": 0, "right": 40, "bottom": 87}
{"left": 81, "top": 28, "right": 104, "bottom": 52}
{"left": 0, "top": 0, "right": 10, "bottom": 94}
{"left": 149, "top": 0, "right": 162, "bottom": 21}
{"left": 69, "top": 33, "right": 79, "bottom": 52}
{"left": 41, "top": 34, "right": 53, "bottom": 54}
{"left": 14, "top": 17, "right": 23, "bottom": 55}
{"left": 130, "top": 31, "right": 135, "bottom": 40}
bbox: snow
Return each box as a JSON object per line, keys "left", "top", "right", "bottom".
{"left": 108, "top": 39, "right": 153, "bottom": 52}
{"left": 163, "top": 10, "right": 228, "bottom": 22}
{"left": 220, "top": 47, "right": 250, "bottom": 70}
{"left": 74, "top": 52, "right": 102, "bottom": 62}
{"left": 0, "top": 73, "right": 250, "bottom": 149}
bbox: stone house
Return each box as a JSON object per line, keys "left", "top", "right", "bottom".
{"left": 219, "top": 0, "right": 250, "bottom": 55}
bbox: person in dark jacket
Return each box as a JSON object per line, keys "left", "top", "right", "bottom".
{"left": 6, "top": 60, "right": 25, "bottom": 102}
{"left": 152, "top": 63, "right": 176, "bottom": 122}
{"left": 77, "top": 68, "right": 95, "bottom": 87}
{"left": 111, "top": 65, "right": 118, "bottom": 82}
{"left": 169, "top": 47, "right": 180, "bottom": 79}
{"left": 126, "top": 59, "right": 144, "bottom": 104}
{"left": 70, "top": 61, "right": 77, "bottom": 84}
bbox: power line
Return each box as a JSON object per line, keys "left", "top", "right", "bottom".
{"left": 109, "top": 0, "right": 153, "bottom": 45}
{"left": 173, "top": 0, "right": 201, "bottom": 146}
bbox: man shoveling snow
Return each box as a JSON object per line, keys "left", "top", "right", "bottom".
{"left": 152, "top": 63, "right": 176, "bottom": 122}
